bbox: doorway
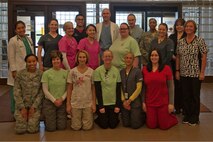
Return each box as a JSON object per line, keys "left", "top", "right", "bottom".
{"left": 14, "top": 4, "right": 84, "bottom": 56}
{"left": 111, "top": 2, "right": 181, "bottom": 33}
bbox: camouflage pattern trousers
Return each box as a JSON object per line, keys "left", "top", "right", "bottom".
{"left": 42, "top": 98, "right": 67, "bottom": 131}
{"left": 14, "top": 108, "right": 41, "bottom": 134}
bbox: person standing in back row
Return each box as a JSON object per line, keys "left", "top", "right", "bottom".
{"left": 140, "top": 18, "right": 158, "bottom": 66}
{"left": 127, "top": 13, "right": 144, "bottom": 44}
{"left": 169, "top": 18, "right": 186, "bottom": 114}
{"left": 109, "top": 23, "right": 141, "bottom": 70}
{"left": 7, "top": 20, "right": 34, "bottom": 114}
{"left": 77, "top": 24, "right": 100, "bottom": 70}
{"left": 73, "top": 14, "right": 87, "bottom": 44}
{"left": 37, "top": 18, "right": 62, "bottom": 71}
{"left": 127, "top": 13, "right": 144, "bottom": 68}
{"left": 176, "top": 20, "right": 208, "bottom": 126}
{"left": 96, "top": 8, "right": 119, "bottom": 60}
{"left": 59, "top": 21, "right": 78, "bottom": 70}
{"left": 150, "top": 23, "right": 174, "bottom": 67}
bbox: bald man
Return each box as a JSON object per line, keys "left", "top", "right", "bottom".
{"left": 96, "top": 8, "right": 119, "bottom": 60}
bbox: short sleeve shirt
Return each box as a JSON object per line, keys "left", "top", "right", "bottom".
{"left": 150, "top": 38, "right": 174, "bottom": 66}
{"left": 140, "top": 31, "right": 158, "bottom": 65}
{"left": 130, "top": 25, "right": 143, "bottom": 43}
{"left": 59, "top": 36, "right": 78, "bottom": 69}
{"left": 67, "top": 67, "right": 94, "bottom": 108}
{"left": 93, "top": 65, "right": 121, "bottom": 106}
{"left": 38, "top": 34, "right": 62, "bottom": 67}
{"left": 176, "top": 36, "right": 208, "bottom": 77}
{"left": 109, "top": 36, "right": 141, "bottom": 70}
{"left": 77, "top": 38, "right": 100, "bottom": 70}
{"left": 142, "top": 65, "right": 172, "bottom": 107}
{"left": 99, "top": 24, "right": 112, "bottom": 50}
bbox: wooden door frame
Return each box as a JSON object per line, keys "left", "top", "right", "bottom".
{"left": 8, "top": 1, "right": 86, "bottom": 40}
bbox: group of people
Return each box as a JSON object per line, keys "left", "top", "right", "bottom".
{"left": 7, "top": 7, "right": 208, "bottom": 134}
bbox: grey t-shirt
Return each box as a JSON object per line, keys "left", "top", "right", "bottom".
{"left": 150, "top": 38, "right": 174, "bottom": 66}
{"left": 99, "top": 24, "right": 112, "bottom": 51}
{"left": 130, "top": 25, "right": 144, "bottom": 44}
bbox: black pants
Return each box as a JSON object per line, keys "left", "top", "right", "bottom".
{"left": 95, "top": 105, "right": 119, "bottom": 129}
{"left": 174, "top": 76, "right": 183, "bottom": 112}
{"left": 180, "top": 77, "right": 201, "bottom": 122}
{"left": 172, "top": 64, "right": 183, "bottom": 113}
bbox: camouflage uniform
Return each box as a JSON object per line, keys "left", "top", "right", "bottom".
{"left": 42, "top": 99, "right": 67, "bottom": 131}
{"left": 139, "top": 31, "right": 158, "bottom": 66}
{"left": 14, "top": 69, "right": 43, "bottom": 134}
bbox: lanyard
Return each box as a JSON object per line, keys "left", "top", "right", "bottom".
{"left": 124, "top": 66, "right": 133, "bottom": 93}
{"left": 22, "top": 37, "right": 32, "bottom": 55}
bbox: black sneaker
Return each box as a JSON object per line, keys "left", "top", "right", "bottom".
{"left": 182, "top": 117, "right": 189, "bottom": 124}
{"left": 188, "top": 120, "right": 200, "bottom": 126}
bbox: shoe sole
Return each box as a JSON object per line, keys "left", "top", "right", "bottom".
{"left": 188, "top": 123, "right": 197, "bottom": 126}
{"left": 182, "top": 121, "right": 189, "bottom": 124}
{"left": 188, "top": 121, "right": 200, "bottom": 126}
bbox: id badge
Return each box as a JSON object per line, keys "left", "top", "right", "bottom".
{"left": 124, "top": 93, "right": 128, "bottom": 100}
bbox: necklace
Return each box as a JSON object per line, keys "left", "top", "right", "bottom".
{"left": 158, "top": 38, "right": 164, "bottom": 44}
{"left": 125, "top": 66, "right": 132, "bottom": 75}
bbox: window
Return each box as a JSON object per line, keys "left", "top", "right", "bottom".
{"left": 0, "top": 2, "right": 8, "bottom": 78}
{"left": 86, "top": 3, "right": 109, "bottom": 25}
{"left": 55, "top": 11, "right": 79, "bottom": 36}
{"left": 86, "top": 3, "right": 96, "bottom": 25}
{"left": 35, "top": 16, "right": 45, "bottom": 46}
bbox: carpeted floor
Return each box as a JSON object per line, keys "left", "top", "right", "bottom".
{"left": 0, "top": 92, "right": 14, "bottom": 122}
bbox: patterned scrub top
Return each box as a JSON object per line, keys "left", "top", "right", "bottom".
{"left": 176, "top": 36, "right": 208, "bottom": 77}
